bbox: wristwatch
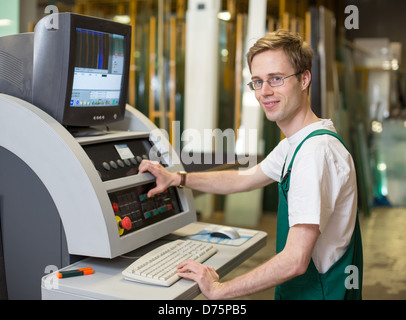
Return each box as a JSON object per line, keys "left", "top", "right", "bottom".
{"left": 177, "top": 171, "right": 187, "bottom": 188}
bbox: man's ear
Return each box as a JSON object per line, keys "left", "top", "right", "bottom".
{"left": 301, "top": 70, "right": 312, "bottom": 91}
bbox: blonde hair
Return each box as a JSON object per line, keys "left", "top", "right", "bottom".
{"left": 246, "top": 29, "right": 314, "bottom": 77}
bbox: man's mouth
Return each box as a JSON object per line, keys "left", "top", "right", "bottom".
{"left": 262, "top": 100, "right": 280, "bottom": 109}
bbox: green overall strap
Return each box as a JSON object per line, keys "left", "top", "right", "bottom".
{"left": 280, "top": 129, "right": 348, "bottom": 194}
{"left": 275, "top": 129, "right": 363, "bottom": 300}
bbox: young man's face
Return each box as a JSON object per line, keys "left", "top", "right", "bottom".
{"left": 250, "top": 49, "right": 308, "bottom": 128}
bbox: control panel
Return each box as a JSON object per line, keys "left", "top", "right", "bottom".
{"left": 82, "top": 136, "right": 163, "bottom": 182}
{"left": 109, "top": 183, "right": 182, "bottom": 236}
{"left": 82, "top": 136, "right": 182, "bottom": 237}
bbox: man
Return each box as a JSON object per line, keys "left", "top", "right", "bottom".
{"left": 139, "top": 30, "right": 363, "bottom": 300}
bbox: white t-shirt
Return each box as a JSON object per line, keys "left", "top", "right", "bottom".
{"left": 260, "top": 119, "right": 358, "bottom": 273}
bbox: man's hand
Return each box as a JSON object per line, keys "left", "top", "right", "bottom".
{"left": 177, "top": 259, "right": 222, "bottom": 300}
{"left": 138, "top": 160, "right": 179, "bottom": 197}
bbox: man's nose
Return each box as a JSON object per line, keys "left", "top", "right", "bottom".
{"left": 259, "top": 81, "right": 275, "bottom": 95}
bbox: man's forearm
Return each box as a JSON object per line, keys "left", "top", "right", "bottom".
{"left": 182, "top": 164, "right": 273, "bottom": 195}
{"left": 210, "top": 250, "right": 302, "bottom": 299}
{"left": 182, "top": 170, "right": 243, "bottom": 195}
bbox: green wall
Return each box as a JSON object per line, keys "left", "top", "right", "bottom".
{"left": 0, "top": 0, "right": 20, "bottom": 37}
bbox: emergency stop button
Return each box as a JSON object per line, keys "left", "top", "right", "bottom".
{"left": 120, "top": 217, "right": 132, "bottom": 230}
{"left": 116, "top": 216, "right": 132, "bottom": 236}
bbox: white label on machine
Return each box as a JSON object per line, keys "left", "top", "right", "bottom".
{"left": 114, "top": 144, "right": 135, "bottom": 160}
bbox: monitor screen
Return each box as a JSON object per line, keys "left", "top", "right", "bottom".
{"left": 31, "top": 13, "right": 131, "bottom": 127}
{"left": 70, "top": 28, "right": 125, "bottom": 109}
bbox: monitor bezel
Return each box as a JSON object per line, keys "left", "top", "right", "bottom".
{"left": 62, "top": 14, "right": 131, "bottom": 127}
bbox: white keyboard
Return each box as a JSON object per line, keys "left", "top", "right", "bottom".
{"left": 122, "top": 240, "right": 217, "bottom": 286}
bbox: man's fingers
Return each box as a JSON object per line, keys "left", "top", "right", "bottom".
{"left": 138, "top": 159, "right": 160, "bottom": 174}
{"left": 177, "top": 259, "right": 199, "bottom": 272}
{"left": 177, "top": 260, "right": 202, "bottom": 275}
{"left": 177, "top": 260, "right": 221, "bottom": 299}
{"left": 177, "top": 260, "right": 218, "bottom": 281}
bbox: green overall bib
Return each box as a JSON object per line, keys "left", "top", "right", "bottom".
{"left": 275, "top": 129, "right": 363, "bottom": 300}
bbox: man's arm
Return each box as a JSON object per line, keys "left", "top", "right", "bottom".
{"left": 138, "top": 160, "right": 274, "bottom": 197}
{"left": 177, "top": 224, "right": 320, "bottom": 300}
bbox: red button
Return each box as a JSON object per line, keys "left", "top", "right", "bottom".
{"left": 112, "top": 203, "right": 119, "bottom": 212}
{"left": 120, "top": 217, "right": 132, "bottom": 230}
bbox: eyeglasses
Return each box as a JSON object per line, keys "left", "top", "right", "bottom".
{"left": 247, "top": 72, "right": 302, "bottom": 91}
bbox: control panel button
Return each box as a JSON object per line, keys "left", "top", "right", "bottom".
{"left": 102, "top": 162, "right": 111, "bottom": 170}
{"left": 120, "top": 217, "right": 132, "bottom": 230}
{"left": 117, "top": 160, "right": 125, "bottom": 168}
{"left": 109, "top": 161, "right": 118, "bottom": 169}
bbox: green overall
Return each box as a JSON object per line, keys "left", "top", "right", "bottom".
{"left": 275, "top": 129, "right": 363, "bottom": 300}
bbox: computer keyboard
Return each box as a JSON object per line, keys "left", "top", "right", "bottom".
{"left": 122, "top": 240, "right": 217, "bottom": 286}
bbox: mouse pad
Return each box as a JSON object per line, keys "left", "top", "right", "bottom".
{"left": 178, "top": 224, "right": 258, "bottom": 246}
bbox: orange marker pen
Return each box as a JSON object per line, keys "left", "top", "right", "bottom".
{"left": 56, "top": 267, "right": 94, "bottom": 279}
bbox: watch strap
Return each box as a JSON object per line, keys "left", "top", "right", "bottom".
{"left": 177, "top": 171, "right": 187, "bottom": 188}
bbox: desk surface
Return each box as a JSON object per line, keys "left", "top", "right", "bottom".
{"left": 41, "top": 222, "right": 267, "bottom": 300}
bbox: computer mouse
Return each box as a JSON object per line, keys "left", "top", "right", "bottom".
{"left": 210, "top": 226, "right": 240, "bottom": 240}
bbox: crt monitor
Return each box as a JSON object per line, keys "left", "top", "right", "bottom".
{"left": 32, "top": 13, "right": 131, "bottom": 127}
